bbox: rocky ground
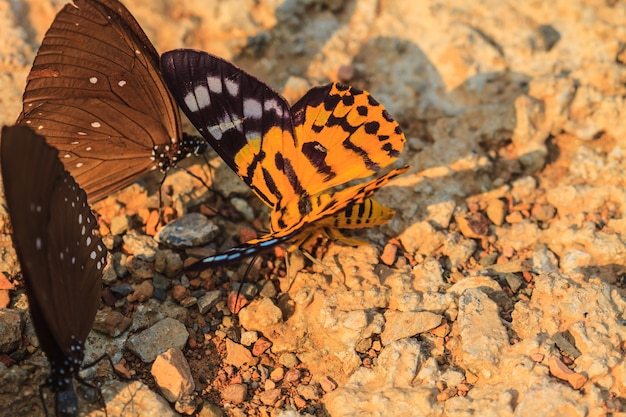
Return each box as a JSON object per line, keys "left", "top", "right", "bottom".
{"left": 0, "top": 0, "right": 625, "bottom": 416}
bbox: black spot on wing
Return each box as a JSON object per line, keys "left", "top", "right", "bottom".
{"left": 342, "top": 137, "right": 379, "bottom": 171}
{"left": 341, "top": 95, "right": 355, "bottom": 106}
{"left": 311, "top": 124, "right": 324, "bottom": 133}
{"left": 301, "top": 141, "right": 335, "bottom": 181}
{"left": 364, "top": 121, "right": 380, "bottom": 135}
{"left": 382, "top": 142, "right": 400, "bottom": 158}
{"left": 275, "top": 152, "right": 303, "bottom": 195}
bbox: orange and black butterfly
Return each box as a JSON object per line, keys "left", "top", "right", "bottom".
{"left": 161, "top": 49, "right": 408, "bottom": 268}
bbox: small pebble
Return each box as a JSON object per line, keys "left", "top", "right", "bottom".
{"left": 505, "top": 211, "right": 524, "bottom": 224}
{"left": 230, "top": 197, "right": 255, "bottom": 222}
{"left": 531, "top": 203, "right": 556, "bottom": 222}
{"left": 319, "top": 376, "right": 337, "bottom": 393}
{"left": 240, "top": 331, "right": 258, "bottom": 347}
{"left": 278, "top": 352, "right": 299, "bottom": 368}
{"left": 180, "top": 296, "right": 197, "bottom": 308}
{"left": 128, "top": 281, "right": 154, "bottom": 302}
{"left": 456, "top": 213, "right": 489, "bottom": 238}
{"left": 155, "top": 213, "right": 220, "bottom": 248}
{"left": 238, "top": 227, "right": 258, "bottom": 244}
{"left": 252, "top": 337, "right": 272, "bottom": 356}
{"left": 221, "top": 383, "right": 247, "bottom": 404}
{"left": 197, "top": 290, "right": 221, "bottom": 315}
{"left": 110, "top": 215, "right": 131, "bottom": 235}
{"left": 123, "top": 233, "right": 159, "bottom": 261}
{"left": 293, "top": 395, "right": 306, "bottom": 408}
{"left": 270, "top": 367, "right": 285, "bottom": 382}
{"left": 297, "top": 384, "right": 321, "bottom": 400}
{"left": 284, "top": 369, "right": 301, "bottom": 384}
{"left": 380, "top": 243, "right": 398, "bottom": 266}
{"left": 172, "top": 285, "right": 190, "bottom": 302}
{"left": 258, "top": 388, "right": 281, "bottom": 406}
{"left": 125, "top": 256, "right": 154, "bottom": 280}
{"left": 224, "top": 339, "right": 255, "bottom": 368}
{"left": 486, "top": 199, "right": 507, "bottom": 226}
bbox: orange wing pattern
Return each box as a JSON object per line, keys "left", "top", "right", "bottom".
{"left": 161, "top": 49, "right": 407, "bottom": 267}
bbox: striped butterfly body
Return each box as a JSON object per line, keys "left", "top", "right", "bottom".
{"left": 161, "top": 50, "right": 409, "bottom": 267}
{"left": 17, "top": 0, "right": 205, "bottom": 203}
{"left": 1, "top": 126, "right": 107, "bottom": 416}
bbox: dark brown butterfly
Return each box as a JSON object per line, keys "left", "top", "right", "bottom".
{"left": 17, "top": 0, "right": 205, "bottom": 203}
{"left": 1, "top": 125, "right": 107, "bottom": 416}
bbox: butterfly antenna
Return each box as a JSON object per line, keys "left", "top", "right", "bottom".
{"left": 201, "top": 152, "right": 216, "bottom": 187}
{"left": 283, "top": 251, "right": 297, "bottom": 293}
{"left": 156, "top": 173, "right": 169, "bottom": 228}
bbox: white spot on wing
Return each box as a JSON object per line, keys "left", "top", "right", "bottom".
{"left": 91, "top": 122, "right": 101, "bottom": 128}
{"left": 35, "top": 237, "right": 42, "bottom": 250}
{"left": 185, "top": 85, "right": 210, "bottom": 112}
{"left": 89, "top": 77, "right": 98, "bottom": 84}
{"left": 225, "top": 79, "right": 239, "bottom": 96}
{"left": 264, "top": 98, "right": 285, "bottom": 117}
{"left": 118, "top": 80, "right": 126, "bottom": 87}
{"left": 207, "top": 125, "right": 223, "bottom": 140}
{"left": 206, "top": 76, "right": 222, "bottom": 93}
{"left": 243, "top": 98, "right": 263, "bottom": 120}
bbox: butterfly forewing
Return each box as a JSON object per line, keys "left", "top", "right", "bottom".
{"left": 161, "top": 50, "right": 298, "bottom": 207}
{"left": 25, "top": 99, "right": 174, "bottom": 200}
{"left": 1, "top": 125, "right": 105, "bottom": 358}
{"left": 18, "top": 0, "right": 185, "bottom": 202}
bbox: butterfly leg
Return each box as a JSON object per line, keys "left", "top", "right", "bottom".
{"left": 231, "top": 255, "right": 259, "bottom": 313}
{"left": 299, "top": 248, "right": 348, "bottom": 290}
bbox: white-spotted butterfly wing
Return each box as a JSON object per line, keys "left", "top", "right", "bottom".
{"left": 17, "top": 0, "right": 204, "bottom": 203}
{"left": 1, "top": 125, "right": 106, "bottom": 415}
